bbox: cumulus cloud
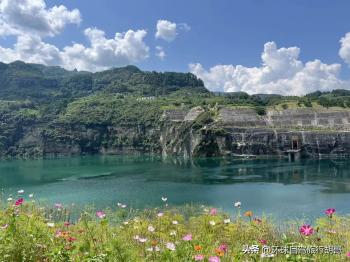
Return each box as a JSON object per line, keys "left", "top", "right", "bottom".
{"left": 0, "top": 0, "right": 150, "bottom": 71}
{"left": 0, "top": 27, "right": 150, "bottom": 72}
{"left": 340, "top": 33, "right": 350, "bottom": 66}
{"left": 0, "top": 0, "right": 81, "bottom": 37}
{"left": 155, "top": 46, "right": 166, "bottom": 60}
{"left": 155, "top": 19, "right": 190, "bottom": 42}
{"left": 61, "top": 28, "right": 149, "bottom": 71}
{"left": 0, "top": 34, "right": 61, "bottom": 65}
{"left": 156, "top": 20, "right": 177, "bottom": 42}
{"left": 190, "top": 42, "right": 346, "bottom": 95}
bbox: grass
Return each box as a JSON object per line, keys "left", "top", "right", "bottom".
{"left": 0, "top": 196, "right": 349, "bottom": 261}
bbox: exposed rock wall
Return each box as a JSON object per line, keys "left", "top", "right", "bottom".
{"left": 3, "top": 106, "right": 350, "bottom": 159}
{"left": 219, "top": 108, "right": 350, "bottom": 130}
{"left": 161, "top": 107, "right": 350, "bottom": 158}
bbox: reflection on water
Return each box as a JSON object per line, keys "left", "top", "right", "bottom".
{"left": 1, "top": 156, "right": 350, "bottom": 219}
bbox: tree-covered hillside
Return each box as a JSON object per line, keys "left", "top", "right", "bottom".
{"left": 0, "top": 61, "right": 206, "bottom": 101}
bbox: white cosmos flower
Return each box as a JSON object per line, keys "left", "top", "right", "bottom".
{"left": 169, "top": 230, "right": 176, "bottom": 236}
{"left": 148, "top": 225, "right": 155, "bottom": 232}
{"left": 172, "top": 220, "right": 178, "bottom": 225}
{"left": 7, "top": 197, "right": 13, "bottom": 201}
{"left": 123, "top": 221, "right": 129, "bottom": 225}
{"left": 117, "top": 203, "right": 122, "bottom": 207}
{"left": 29, "top": 194, "right": 34, "bottom": 198}
{"left": 18, "top": 190, "right": 24, "bottom": 194}
{"left": 139, "top": 237, "right": 147, "bottom": 243}
{"left": 47, "top": 222, "right": 55, "bottom": 228}
{"left": 157, "top": 212, "right": 164, "bottom": 217}
{"left": 133, "top": 235, "right": 140, "bottom": 240}
{"left": 161, "top": 197, "right": 167, "bottom": 202}
{"left": 209, "top": 220, "right": 216, "bottom": 226}
{"left": 166, "top": 242, "right": 176, "bottom": 251}
{"left": 121, "top": 204, "right": 127, "bottom": 208}
{"left": 224, "top": 218, "right": 231, "bottom": 224}
{"left": 234, "top": 201, "right": 241, "bottom": 208}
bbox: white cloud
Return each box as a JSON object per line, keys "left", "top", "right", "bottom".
{"left": 190, "top": 42, "right": 346, "bottom": 95}
{"left": 61, "top": 28, "right": 149, "bottom": 71}
{"left": 178, "top": 23, "right": 191, "bottom": 32}
{"left": 156, "top": 20, "right": 177, "bottom": 42}
{"left": 155, "top": 46, "right": 166, "bottom": 60}
{"left": 340, "top": 32, "right": 350, "bottom": 66}
{"left": 0, "top": 27, "right": 150, "bottom": 72}
{"left": 0, "top": 0, "right": 150, "bottom": 72}
{"left": 0, "top": 0, "right": 81, "bottom": 37}
{"left": 155, "top": 20, "right": 190, "bottom": 42}
{"left": 0, "top": 34, "right": 61, "bottom": 65}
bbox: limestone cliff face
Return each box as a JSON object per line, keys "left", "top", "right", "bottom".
{"left": 160, "top": 107, "right": 350, "bottom": 158}
{"left": 4, "top": 107, "right": 350, "bottom": 159}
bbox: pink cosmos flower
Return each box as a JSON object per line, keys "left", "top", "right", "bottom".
{"left": 259, "top": 239, "right": 267, "bottom": 245}
{"left": 346, "top": 251, "right": 350, "bottom": 258}
{"left": 64, "top": 222, "right": 71, "bottom": 227}
{"left": 219, "top": 243, "right": 228, "bottom": 252}
{"left": 325, "top": 208, "right": 336, "bottom": 217}
{"left": 182, "top": 234, "right": 192, "bottom": 241}
{"left": 67, "top": 236, "right": 77, "bottom": 242}
{"left": 1, "top": 224, "right": 8, "bottom": 230}
{"left": 96, "top": 210, "right": 106, "bottom": 219}
{"left": 55, "top": 230, "right": 63, "bottom": 237}
{"left": 195, "top": 254, "right": 205, "bottom": 261}
{"left": 299, "top": 224, "right": 314, "bottom": 236}
{"left": 210, "top": 208, "right": 217, "bottom": 216}
{"left": 209, "top": 256, "right": 220, "bottom": 262}
{"left": 15, "top": 198, "right": 24, "bottom": 206}
{"left": 55, "top": 203, "right": 63, "bottom": 209}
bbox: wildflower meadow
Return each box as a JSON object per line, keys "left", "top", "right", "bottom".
{"left": 0, "top": 192, "right": 350, "bottom": 261}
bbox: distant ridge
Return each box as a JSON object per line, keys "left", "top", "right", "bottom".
{"left": 0, "top": 61, "right": 207, "bottom": 101}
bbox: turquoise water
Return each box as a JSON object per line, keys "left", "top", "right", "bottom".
{"left": 1, "top": 155, "right": 350, "bottom": 220}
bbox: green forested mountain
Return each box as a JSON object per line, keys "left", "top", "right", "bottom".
{"left": 0, "top": 61, "right": 207, "bottom": 101}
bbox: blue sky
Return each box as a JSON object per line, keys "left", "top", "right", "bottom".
{"left": 1, "top": 0, "right": 350, "bottom": 94}
{"left": 42, "top": 0, "right": 350, "bottom": 72}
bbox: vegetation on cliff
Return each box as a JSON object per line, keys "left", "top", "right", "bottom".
{"left": 1, "top": 61, "right": 350, "bottom": 157}
{"left": 0, "top": 194, "right": 348, "bottom": 261}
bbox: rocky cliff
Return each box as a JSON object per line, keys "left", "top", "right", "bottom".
{"left": 160, "top": 107, "right": 350, "bottom": 159}
{"left": 7, "top": 106, "right": 350, "bottom": 159}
